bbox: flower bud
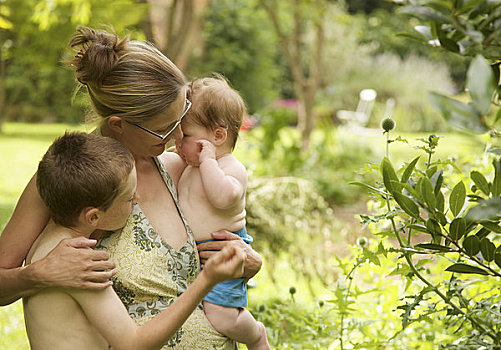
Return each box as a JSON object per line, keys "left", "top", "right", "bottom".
{"left": 381, "top": 117, "right": 396, "bottom": 132}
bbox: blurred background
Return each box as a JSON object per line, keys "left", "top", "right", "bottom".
{"left": 0, "top": 0, "right": 495, "bottom": 348}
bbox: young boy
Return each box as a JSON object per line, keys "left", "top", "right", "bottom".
{"left": 23, "top": 131, "right": 245, "bottom": 350}
{"left": 176, "top": 76, "right": 270, "bottom": 349}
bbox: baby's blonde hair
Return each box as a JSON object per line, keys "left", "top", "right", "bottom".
{"left": 187, "top": 74, "right": 246, "bottom": 149}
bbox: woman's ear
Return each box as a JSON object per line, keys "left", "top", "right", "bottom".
{"left": 213, "top": 127, "right": 227, "bottom": 146}
{"left": 82, "top": 207, "right": 101, "bottom": 227}
{"left": 107, "top": 116, "right": 125, "bottom": 135}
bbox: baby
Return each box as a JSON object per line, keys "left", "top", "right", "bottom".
{"left": 176, "top": 76, "right": 270, "bottom": 349}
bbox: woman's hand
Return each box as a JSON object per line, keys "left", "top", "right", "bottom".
{"left": 203, "top": 244, "right": 245, "bottom": 284}
{"left": 31, "top": 237, "right": 116, "bottom": 290}
{"left": 197, "top": 231, "right": 262, "bottom": 280}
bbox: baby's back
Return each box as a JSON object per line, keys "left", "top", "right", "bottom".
{"left": 178, "top": 165, "right": 246, "bottom": 242}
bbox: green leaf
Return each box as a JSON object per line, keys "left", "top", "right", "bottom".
{"left": 470, "top": 170, "right": 490, "bottom": 196}
{"left": 466, "top": 198, "right": 501, "bottom": 221}
{"left": 480, "top": 237, "right": 496, "bottom": 262}
{"left": 494, "top": 246, "right": 501, "bottom": 269}
{"left": 414, "top": 25, "right": 433, "bottom": 39}
{"left": 476, "top": 227, "right": 490, "bottom": 240}
{"left": 480, "top": 221, "right": 501, "bottom": 233}
{"left": 445, "top": 263, "right": 489, "bottom": 275}
{"left": 438, "top": 36, "right": 459, "bottom": 53}
{"left": 428, "top": 92, "right": 486, "bottom": 133}
{"left": 349, "top": 181, "right": 386, "bottom": 195}
{"left": 416, "top": 243, "right": 451, "bottom": 252}
{"left": 429, "top": 169, "right": 444, "bottom": 195}
{"left": 436, "top": 190, "right": 445, "bottom": 213}
{"left": 467, "top": 55, "right": 496, "bottom": 115}
{"left": 449, "top": 218, "right": 466, "bottom": 241}
{"left": 492, "top": 159, "right": 501, "bottom": 197}
{"left": 421, "top": 177, "right": 436, "bottom": 210}
{"left": 463, "top": 235, "right": 480, "bottom": 256}
{"left": 381, "top": 157, "right": 400, "bottom": 193}
{"left": 393, "top": 192, "right": 421, "bottom": 219}
{"left": 362, "top": 248, "right": 381, "bottom": 266}
{"left": 401, "top": 156, "right": 420, "bottom": 184}
{"left": 426, "top": 218, "right": 442, "bottom": 236}
{"left": 449, "top": 181, "right": 466, "bottom": 217}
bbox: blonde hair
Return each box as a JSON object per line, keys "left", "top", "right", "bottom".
{"left": 67, "top": 26, "right": 186, "bottom": 125}
{"left": 187, "top": 75, "right": 246, "bottom": 149}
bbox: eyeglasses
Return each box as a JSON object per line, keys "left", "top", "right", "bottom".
{"left": 128, "top": 99, "right": 192, "bottom": 140}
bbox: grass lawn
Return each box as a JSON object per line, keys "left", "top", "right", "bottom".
{"left": 0, "top": 122, "right": 486, "bottom": 348}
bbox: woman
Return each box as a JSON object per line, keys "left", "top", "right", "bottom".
{"left": 0, "top": 26, "right": 262, "bottom": 348}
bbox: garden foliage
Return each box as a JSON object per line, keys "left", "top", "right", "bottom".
{"left": 349, "top": 1, "right": 501, "bottom": 347}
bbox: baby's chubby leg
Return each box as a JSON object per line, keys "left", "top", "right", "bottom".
{"left": 204, "top": 301, "right": 270, "bottom": 350}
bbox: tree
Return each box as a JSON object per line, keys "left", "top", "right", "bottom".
{"left": 144, "top": 0, "right": 207, "bottom": 71}
{"left": 0, "top": 1, "right": 13, "bottom": 132}
{"left": 189, "top": 0, "right": 279, "bottom": 113}
{"left": 259, "top": 0, "right": 328, "bottom": 150}
{"left": 0, "top": 0, "right": 147, "bottom": 130}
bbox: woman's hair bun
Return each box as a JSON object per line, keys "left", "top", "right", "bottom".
{"left": 69, "top": 26, "right": 129, "bottom": 85}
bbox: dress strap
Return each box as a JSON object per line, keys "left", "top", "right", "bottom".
{"left": 153, "top": 156, "right": 196, "bottom": 247}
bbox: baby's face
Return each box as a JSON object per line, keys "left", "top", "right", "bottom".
{"left": 97, "top": 166, "right": 138, "bottom": 231}
{"left": 177, "top": 120, "right": 214, "bottom": 166}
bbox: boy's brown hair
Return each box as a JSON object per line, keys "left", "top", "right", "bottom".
{"left": 187, "top": 75, "right": 246, "bottom": 149}
{"left": 36, "top": 132, "right": 134, "bottom": 228}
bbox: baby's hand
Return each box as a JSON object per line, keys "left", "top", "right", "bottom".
{"left": 197, "top": 139, "right": 217, "bottom": 163}
{"left": 204, "top": 245, "right": 245, "bottom": 284}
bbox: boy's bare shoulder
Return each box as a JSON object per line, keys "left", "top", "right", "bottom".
{"left": 26, "top": 224, "right": 70, "bottom": 264}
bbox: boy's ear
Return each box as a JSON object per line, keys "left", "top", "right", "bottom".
{"left": 82, "top": 207, "right": 101, "bottom": 227}
{"left": 213, "top": 127, "right": 227, "bottom": 146}
{"left": 107, "top": 116, "right": 125, "bottom": 134}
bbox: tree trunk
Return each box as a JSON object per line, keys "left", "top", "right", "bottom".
{"left": 146, "top": 0, "right": 206, "bottom": 71}
{"left": 260, "top": 0, "right": 326, "bottom": 151}
{"left": 0, "top": 36, "right": 5, "bottom": 134}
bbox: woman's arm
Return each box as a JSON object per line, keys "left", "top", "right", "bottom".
{"left": 197, "top": 231, "right": 262, "bottom": 280}
{"left": 71, "top": 245, "right": 245, "bottom": 350}
{"left": 0, "top": 175, "right": 115, "bottom": 305}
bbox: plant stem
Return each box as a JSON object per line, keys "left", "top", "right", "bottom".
{"left": 339, "top": 261, "right": 358, "bottom": 350}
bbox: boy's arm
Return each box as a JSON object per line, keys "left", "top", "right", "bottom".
{"left": 0, "top": 175, "right": 115, "bottom": 306}
{"left": 197, "top": 140, "right": 247, "bottom": 209}
{"left": 71, "top": 245, "right": 245, "bottom": 350}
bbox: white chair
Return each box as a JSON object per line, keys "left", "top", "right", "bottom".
{"left": 337, "top": 88, "right": 377, "bottom": 127}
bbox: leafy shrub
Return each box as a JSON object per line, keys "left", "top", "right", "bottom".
{"left": 355, "top": 131, "right": 501, "bottom": 348}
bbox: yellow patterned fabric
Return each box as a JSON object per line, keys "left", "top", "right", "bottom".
{"left": 97, "top": 157, "right": 235, "bottom": 349}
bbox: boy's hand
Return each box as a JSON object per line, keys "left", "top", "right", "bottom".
{"left": 33, "top": 237, "right": 116, "bottom": 290}
{"left": 198, "top": 231, "right": 262, "bottom": 279}
{"left": 197, "top": 139, "right": 216, "bottom": 163}
{"left": 203, "top": 245, "right": 245, "bottom": 284}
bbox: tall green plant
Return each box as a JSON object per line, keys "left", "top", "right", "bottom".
{"left": 354, "top": 123, "right": 501, "bottom": 347}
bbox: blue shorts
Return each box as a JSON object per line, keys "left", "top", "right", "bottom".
{"left": 197, "top": 227, "right": 253, "bottom": 308}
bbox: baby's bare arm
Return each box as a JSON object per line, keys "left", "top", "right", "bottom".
{"left": 197, "top": 144, "right": 247, "bottom": 210}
